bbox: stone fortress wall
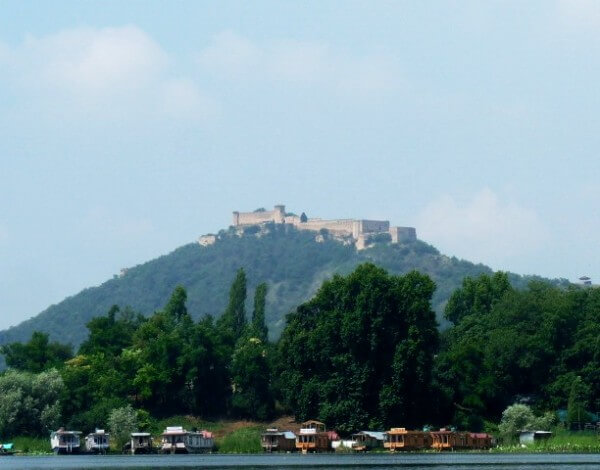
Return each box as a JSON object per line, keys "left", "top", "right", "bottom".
{"left": 227, "top": 204, "right": 417, "bottom": 250}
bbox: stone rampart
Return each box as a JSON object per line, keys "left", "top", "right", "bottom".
{"left": 389, "top": 226, "right": 417, "bottom": 243}
{"left": 296, "top": 218, "right": 356, "bottom": 236}
{"left": 233, "top": 205, "right": 285, "bottom": 226}
{"left": 229, "top": 204, "right": 417, "bottom": 248}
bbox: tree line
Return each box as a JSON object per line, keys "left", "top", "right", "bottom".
{"left": 0, "top": 263, "right": 597, "bottom": 437}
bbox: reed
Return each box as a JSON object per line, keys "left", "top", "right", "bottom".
{"left": 11, "top": 436, "right": 51, "bottom": 454}
{"left": 492, "top": 431, "right": 600, "bottom": 453}
{"left": 216, "top": 427, "right": 263, "bottom": 454}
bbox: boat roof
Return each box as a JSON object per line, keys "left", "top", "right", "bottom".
{"left": 302, "top": 420, "right": 325, "bottom": 425}
{"left": 190, "top": 430, "right": 213, "bottom": 438}
{"left": 162, "top": 426, "right": 187, "bottom": 435}
{"left": 88, "top": 429, "right": 108, "bottom": 436}
{"left": 353, "top": 431, "right": 386, "bottom": 440}
{"left": 52, "top": 430, "right": 82, "bottom": 435}
{"left": 519, "top": 430, "right": 552, "bottom": 435}
{"left": 469, "top": 433, "right": 491, "bottom": 438}
{"left": 262, "top": 430, "right": 296, "bottom": 439}
{"left": 131, "top": 433, "right": 151, "bottom": 437}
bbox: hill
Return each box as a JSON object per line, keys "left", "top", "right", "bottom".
{"left": 0, "top": 223, "right": 565, "bottom": 349}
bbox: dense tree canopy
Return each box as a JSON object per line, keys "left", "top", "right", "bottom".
{"left": 276, "top": 263, "right": 439, "bottom": 433}
{"left": 3, "top": 225, "right": 554, "bottom": 349}
{"left": 0, "top": 261, "right": 597, "bottom": 439}
{"left": 1, "top": 332, "right": 72, "bottom": 373}
{"left": 437, "top": 277, "right": 600, "bottom": 429}
{"left": 0, "top": 368, "right": 64, "bottom": 436}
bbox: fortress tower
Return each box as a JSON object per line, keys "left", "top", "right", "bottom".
{"left": 228, "top": 204, "right": 416, "bottom": 249}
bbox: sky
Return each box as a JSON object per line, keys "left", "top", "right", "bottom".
{"left": 1, "top": 1, "right": 599, "bottom": 330}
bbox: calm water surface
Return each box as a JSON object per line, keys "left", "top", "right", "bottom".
{"left": 0, "top": 453, "right": 598, "bottom": 470}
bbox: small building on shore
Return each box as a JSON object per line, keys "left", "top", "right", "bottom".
{"left": 261, "top": 429, "right": 296, "bottom": 452}
{"left": 519, "top": 430, "right": 552, "bottom": 445}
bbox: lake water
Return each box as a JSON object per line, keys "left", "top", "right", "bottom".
{"left": 0, "top": 453, "right": 599, "bottom": 470}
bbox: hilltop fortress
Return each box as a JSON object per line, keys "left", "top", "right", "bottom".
{"left": 200, "top": 204, "right": 416, "bottom": 250}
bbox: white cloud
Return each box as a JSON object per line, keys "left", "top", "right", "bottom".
{"left": 416, "top": 188, "right": 547, "bottom": 266}
{"left": 1, "top": 26, "right": 212, "bottom": 121}
{"left": 11, "top": 26, "right": 166, "bottom": 97}
{"left": 197, "top": 30, "right": 261, "bottom": 77}
{"left": 555, "top": 0, "right": 600, "bottom": 30}
{"left": 197, "top": 31, "right": 401, "bottom": 96}
{"left": 161, "top": 77, "right": 217, "bottom": 121}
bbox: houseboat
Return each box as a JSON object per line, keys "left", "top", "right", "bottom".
{"left": 50, "top": 428, "right": 82, "bottom": 454}
{"left": 160, "top": 426, "right": 214, "bottom": 454}
{"left": 85, "top": 429, "right": 110, "bottom": 454}
{"left": 351, "top": 431, "right": 386, "bottom": 451}
{"left": 430, "top": 429, "right": 468, "bottom": 451}
{"left": 0, "top": 443, "right": 14, "bottom": 456}
{"left": 467, "top": 432, "right": 493, "bottom": 449}
{"left": 384, "top": 428, "right": 432, "bottom": 451}
{"left": 295, "top": 420, "right": 332, "bottom": 453}
{"left": 130, "top": 432, "right": 153, "bottom": 454}
{"left": 261, "top": 428, "right": 296, "bottom": 452}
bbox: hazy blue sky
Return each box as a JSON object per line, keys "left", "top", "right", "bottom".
{"left": 1, "top": 1, "right": 599, "bottom": 329}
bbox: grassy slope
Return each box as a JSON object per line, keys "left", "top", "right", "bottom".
{"left": 0, "top": 224, "right": 568, "bottom": 350}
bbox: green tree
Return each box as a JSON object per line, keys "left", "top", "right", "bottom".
{"left": 218, "top": 268, "right": 247, "bottom": 342}
{"left": 498, "top": 403, "right": 556, "bottom": 442}
{"left": 164, "top": 286, "right": 189, "bottom": 320}
{"left": 108, "top": 405, "right": 138, "bottom": 449}
{"left": 445, "top": 272, "right": 512, "bottom": 324}
{"left": 1, "top": 332, "right": 72, "bottom": 373}
{"left": 251, "top": 283, "right": 269, "bottom": 341}
{"left": 79, "top": 305, "right": 144, "bottom": 356}
{"left": 277, "top": 263, "right": 439, "bottom": 432}
{"left": 231, "top": 335, "right": 274, "bottom": 420}
{"left": 567, "top": 376, "right": 590, "bottom": 430}
{"left": 178, "top": 316, "right": 231, "bottom": 417}
{"left": 0, "top": 368, "right": 64, "bottom": 436}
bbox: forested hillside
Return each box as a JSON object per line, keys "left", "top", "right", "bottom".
{"left": 0, "top": 223, "right": 566, "bottom": 349}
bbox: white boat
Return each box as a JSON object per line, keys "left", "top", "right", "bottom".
{"left": 130, "top": 432, "right": 153, "bottom": 454}
{"left": 85, "top": 429, "right": 110, "bottom": 454}
{"left": 50, "top": 428, "right": 82, "bottom": 454}
{"left": 160, "top": 426, "right": 214, "bottom": 454}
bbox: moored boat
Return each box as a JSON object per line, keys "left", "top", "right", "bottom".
{"left": 430, "top": 429, "right": 468, "bottom": 451}
{"left": 160, "top": 426, "right": 214, "bottom": 454}
{"left": 0, "top": 443, "right": 14, "bottom": 456}
{"left": 130, "top": 432, "right": 153, "bottom": 454}
{"left": 384, "top": 428, "right": 432, "bottom": 451}
{"left": 85, "top": 429, "right": 110, "bottom": 454}
{"left": 50, "top": 428, "right": 82, "bottom": 454}
{"left": 261, "top": 428, "right": 296, "bottom": 452}
{"left": 351, "top": 431, "right": 386, "bottom": 451}
{"left": 295, "top": 420, "right": 333, "bottom": 453}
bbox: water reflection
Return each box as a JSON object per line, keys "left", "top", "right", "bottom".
{"left": 1, "top": 453, "right": 600, "bottom": 470}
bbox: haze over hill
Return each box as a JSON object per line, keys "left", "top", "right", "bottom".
{"left": 0, "top": 220, "right": 566, "bottom": 350}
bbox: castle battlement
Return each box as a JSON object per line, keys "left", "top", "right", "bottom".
{"left": 229, "top": 205, "right": 416, "bottom": 250}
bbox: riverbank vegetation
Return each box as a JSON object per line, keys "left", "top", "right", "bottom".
{"left": 0, "top": 264, "right": 599, "bottom": 452}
